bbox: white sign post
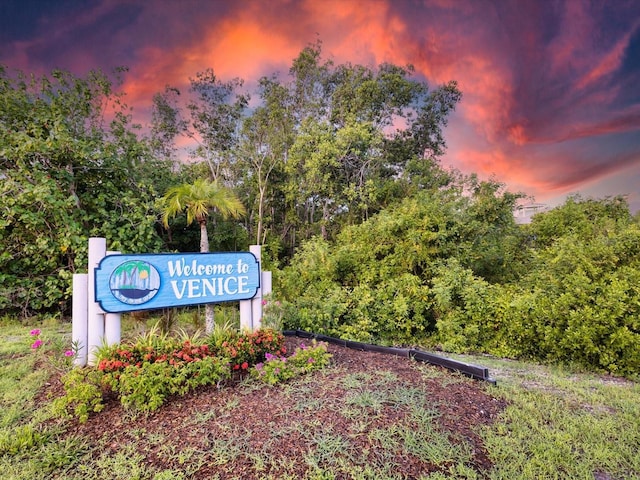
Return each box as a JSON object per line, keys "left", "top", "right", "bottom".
{"left": 104, "top": 250, "right": 121, "bottom": 347}
{"left": 71, "top": 274, "right": 88, "bottom": 367}
{"left": 249, "top": 245, "right": 263, "bottom": 331}
{"left": 87, "top": 237, "right": 106, "bottom": 366}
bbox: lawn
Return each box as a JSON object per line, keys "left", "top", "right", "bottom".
{"left": 1, "top": 317, "right": 638, "bottom": 479}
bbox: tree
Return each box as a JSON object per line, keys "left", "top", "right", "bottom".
{"left": 160, "top": 178, "right": 246, "bottom": 332}
{"left": 186, "top": 70, "right": 248, "bottom": 181}
{"left": 236, "top": 76, "right": 295, "bottom": 247}
{"left": 150, "top": 86, "right": 187, "bottom": 164}
{"left": 149, "top": 70, "right": 248, "bottom": 181}
{"left": 280, "top": 42, "right": 462, "bottom": 248}
{"left": 148, "top": 41, "right": 462, "bottom": 263}
{"left": 0, "top": 66, "right": 167, "bottom": 317}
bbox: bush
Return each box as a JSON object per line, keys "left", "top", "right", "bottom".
{"left": 214, "top": 328, "right": 285, "bottom": 372}
{"left": 97, "top": 336, "right": 235, "bottom": 413}
{"left": 102, "top": 355, "right": 230, "bottom": 412}
{"left": 52, "top": 328, "right": 329, "bottom": 420}
{"left": 252, "top": 341, "right": 332, "bottom": 385}
{"left": 53, "top": 328, "right": 287, "bottom": 418}
{"left": 51, "top": 368, "right": 105, "bottom": 423}
{"left": 431, "top": 260, "right": 494, "bottom": 353}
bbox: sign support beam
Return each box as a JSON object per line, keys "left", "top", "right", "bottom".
{"left": 87, "top": 237, "right": 106, "bottom": 366}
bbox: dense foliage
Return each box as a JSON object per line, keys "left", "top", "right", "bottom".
{"left": 2, "top": 44, "right": 638, "bottom": 376}
{"left": 152, "top": 40, "right": 462, "bottom": 260}
{"left": 0, "top": 67, "right": 168, "bottom": 316}
{"left": 278, "top": 181, "right": 524, "bottom": 343}
{"left": 279, "top": 194, "right": 640, "bottom": 376}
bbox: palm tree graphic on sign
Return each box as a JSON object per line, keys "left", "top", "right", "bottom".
{"left": 109, "top": 260, "right": 160, "bottom": 304}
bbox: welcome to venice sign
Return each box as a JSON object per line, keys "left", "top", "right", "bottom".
{"left": 95, "top": 252, "right": 261, "bottom": 313}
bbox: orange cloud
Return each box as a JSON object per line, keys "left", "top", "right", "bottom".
{"left": 120, "top": 0, "right": 413, "bottom": 124}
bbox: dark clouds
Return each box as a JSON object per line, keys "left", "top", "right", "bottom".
{"left": 1, "top": 0, "right": 639, "bottom": 210}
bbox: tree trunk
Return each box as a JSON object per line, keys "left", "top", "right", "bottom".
{"left": 205, "top": 304, "right": 215, "bottom": 334}
{"left": 256, "top": 184, "right": 266, "bottom": 245}
{"left": 199, "top": 220, "right": 210, "bottom": 253}
{"left": 199, "top": 219, "right": 214, "bottom": 333}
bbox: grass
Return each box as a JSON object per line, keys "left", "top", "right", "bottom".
{"left": 0, "top": 317, "right": 639, "bottom": 479}
{"left": 470, "top": 355, "right": 640, "bottom": 479}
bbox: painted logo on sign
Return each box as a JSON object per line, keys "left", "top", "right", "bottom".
{"left": 109, "top": 260, "right": 161, "bottom": 305}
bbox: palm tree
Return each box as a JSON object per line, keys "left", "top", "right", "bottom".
{"left": 161, "top": 178, "right": 246, "bottom": 333}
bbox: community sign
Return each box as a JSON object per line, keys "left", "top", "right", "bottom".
{"left": 95, "top": 252, "right": 260, "bottom": 313}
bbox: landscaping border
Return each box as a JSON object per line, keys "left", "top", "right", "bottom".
{"left": 283, "top": 329, "right": 497, "bottom": 384}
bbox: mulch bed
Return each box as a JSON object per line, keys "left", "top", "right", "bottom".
{"left": 56, "top": 337, "right": 507, "bottom": 479}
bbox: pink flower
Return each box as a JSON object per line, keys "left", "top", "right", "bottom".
{"left": 30, "top": 329, "right": 41, "bottom": 336}
{"left": 262, "top": 299, "right": 267, "bottom": 305}
{"left": 31, "top": 339, "right": 43, "bottom": 349}
{"left": 64, "top": 350, "right": 74, "bottom": 357}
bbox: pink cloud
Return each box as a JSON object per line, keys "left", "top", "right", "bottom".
{"left": 575, "top": 29, "right": 635, "bottom": 91}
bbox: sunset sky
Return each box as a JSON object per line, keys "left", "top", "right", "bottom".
{"left": 2, "top": 0, "right": 639, "bottom": 212}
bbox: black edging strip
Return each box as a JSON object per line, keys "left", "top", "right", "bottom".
{"left": 282, "top": 329, "right": 496, "bottom": 385}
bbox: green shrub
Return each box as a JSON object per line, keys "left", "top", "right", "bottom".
{"left": 95, "top": 333, "right": 236, "bottom": 413}
{"left": 103, "top": 355, "right": 230, "bottom": 412}
{"left": 51, "top": 368, "right": 105, "bottom": 424}
{"left": 252, "top": 341, "right": 332, "bottom": 385}
{"left": 432, "top": 259, "right": 493, "bottom": 353}
{"left": 81, "top": 328, "right": 286, "bottom": 414}
{"left": 281, "top": 289, "right": 349, "bottom": 337}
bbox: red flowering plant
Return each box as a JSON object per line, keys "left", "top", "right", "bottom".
{"left": 57, "top": 326, "right": 287, "bottom": 418}
{"left": 96, "top": 347, "right": 138, "bottom": 374}
{"left": 94, "top": 334, "right": 231, "bottom": 413}
{"left": 215, "top": 328, "right": 285, "bottom": 372}
{"left": 168, "top": 341, "right": 212, "bottom": 365}
{"left": 96, "top": 339, "right": 213, "bottom": 374}
{"left": 97, "top": 344, "right": 160, "bottom": 374}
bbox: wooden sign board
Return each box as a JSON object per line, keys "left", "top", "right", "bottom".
{"left": 95, "top": 252, "right": 260, "bottom": 313}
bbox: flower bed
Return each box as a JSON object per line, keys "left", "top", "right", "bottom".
{"left": 52, "top": 327, "right": 331, "bottom": 421}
